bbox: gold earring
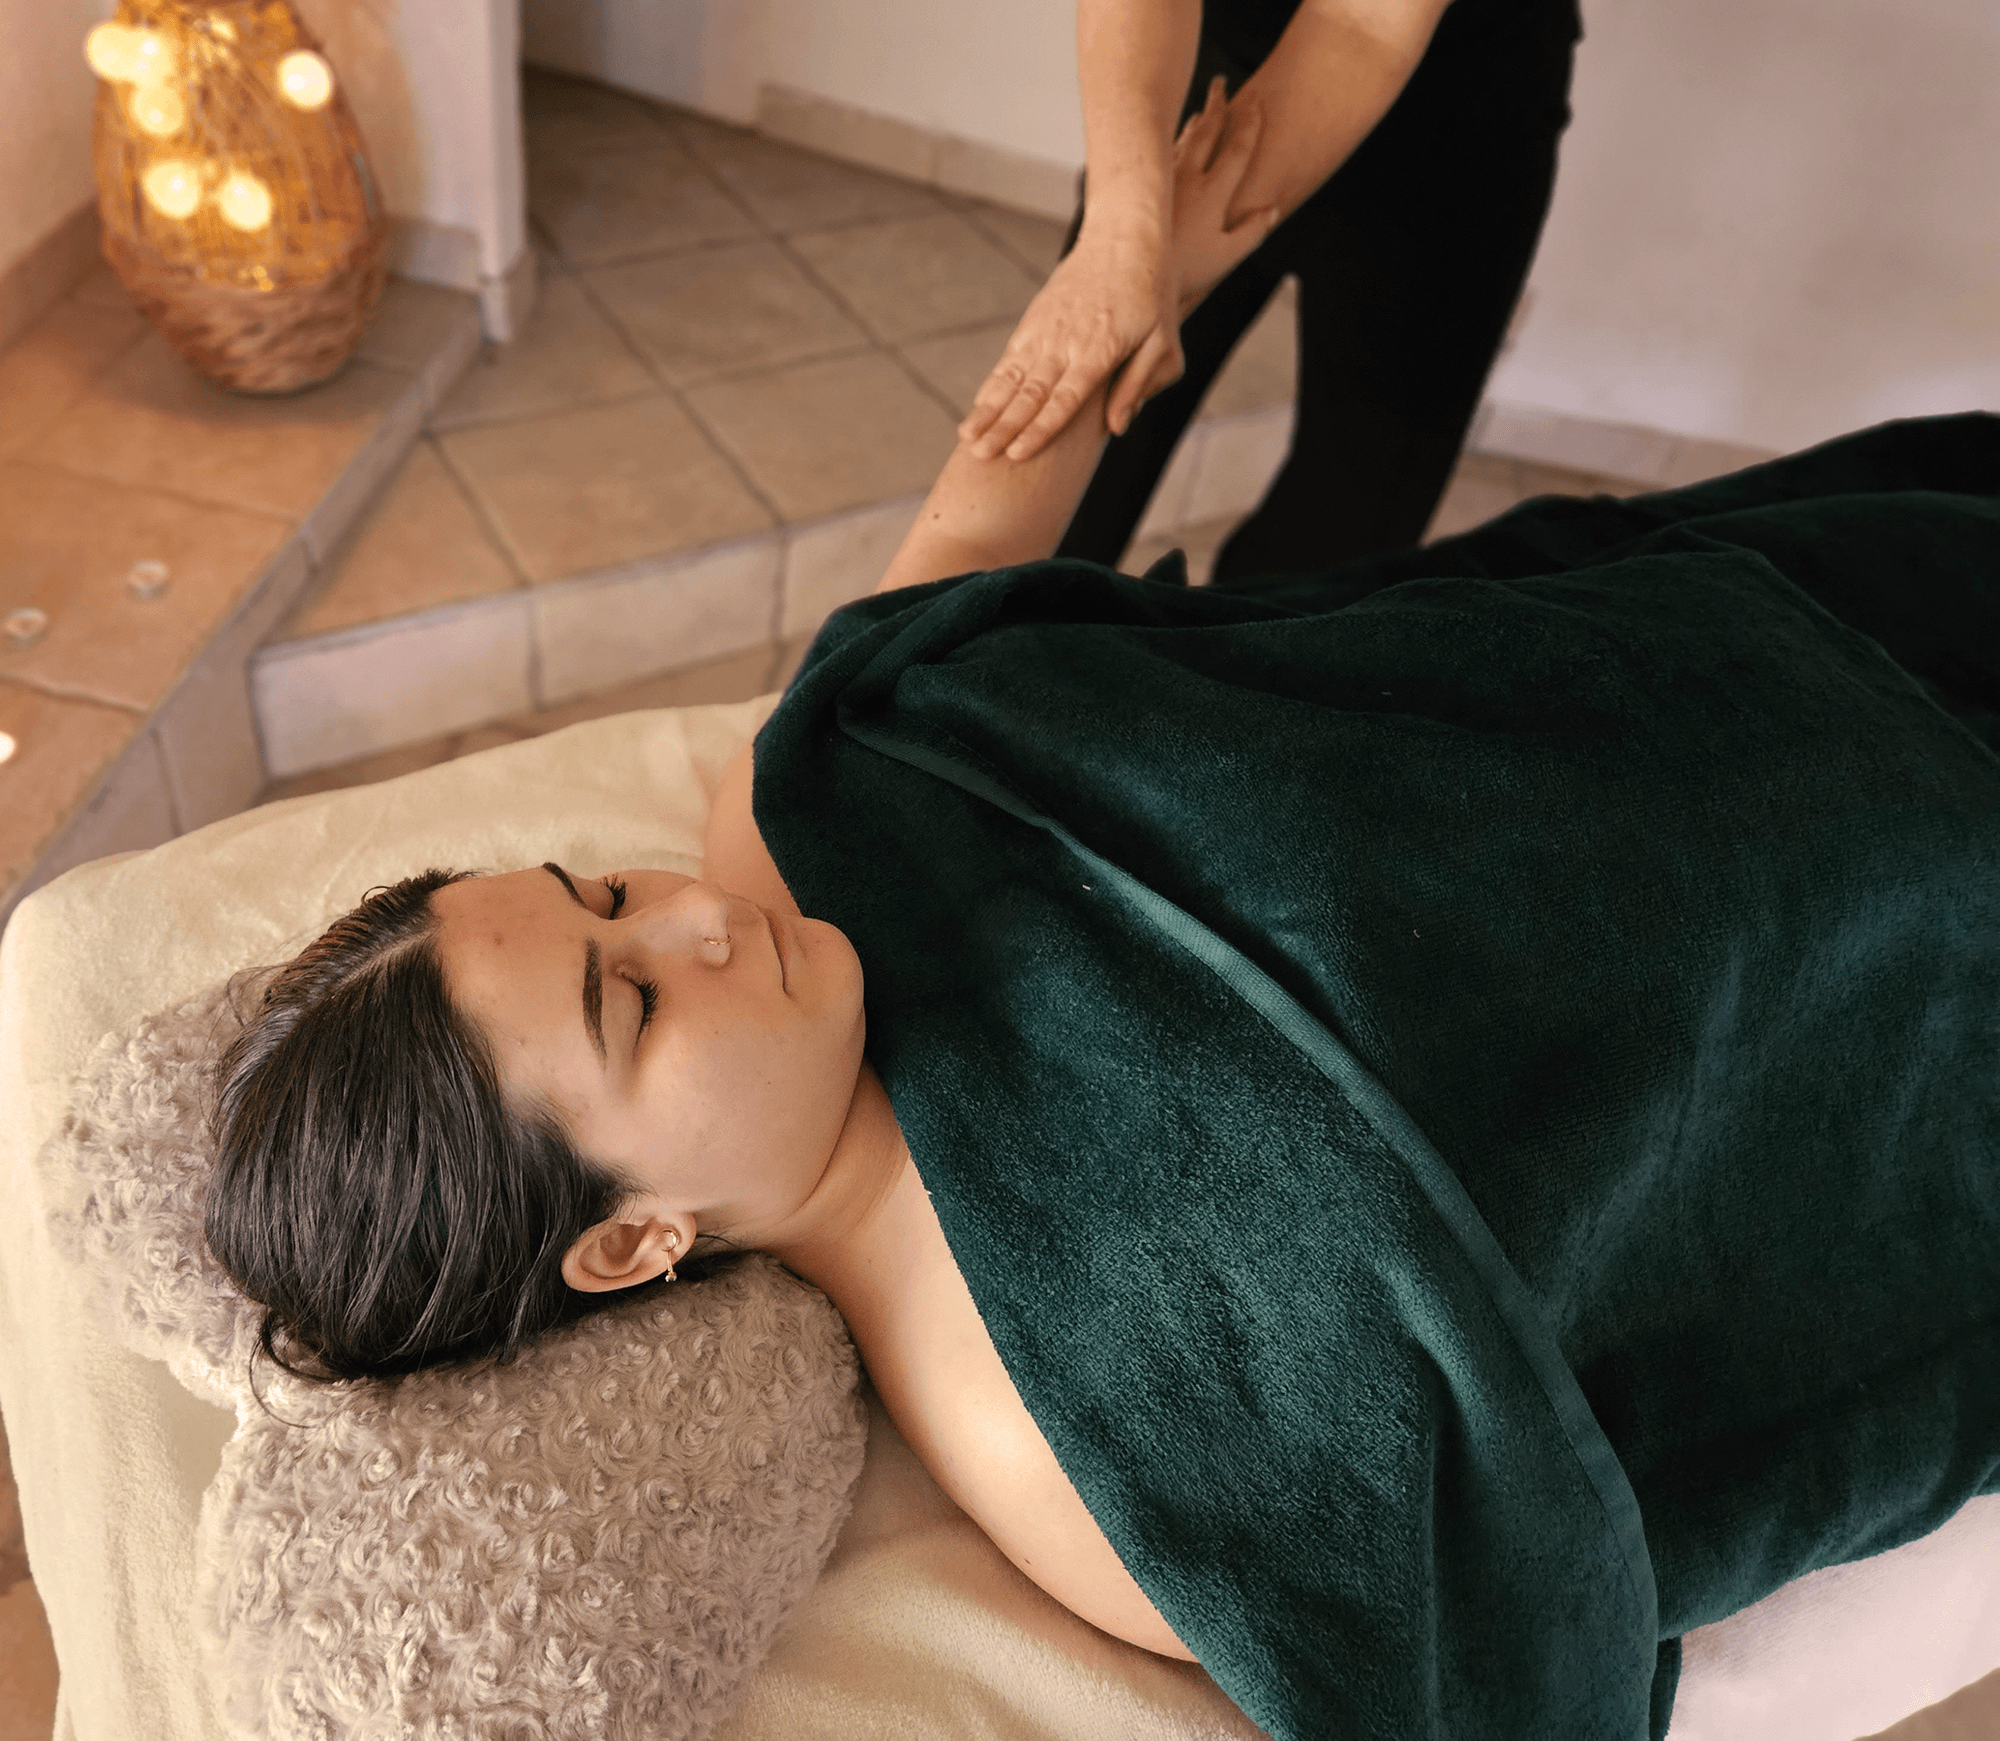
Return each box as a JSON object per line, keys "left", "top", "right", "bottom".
{"left": 663, "top": 1229, "right": 680, "bottom": 1284}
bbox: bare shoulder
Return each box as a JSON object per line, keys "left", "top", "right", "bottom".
{"left": 859, "top": 1166, "right": 1196, "bottom": 1663}
{"left": 702, "top": 740, "right": 798, "bottom": 915}
{"left": 706, "top": 740, "right": 1190, "bottom": 1661}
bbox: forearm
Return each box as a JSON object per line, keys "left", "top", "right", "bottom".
{"left": 877, "top": 389, "right": 1111, "bottom": 594}
{"left": 1075, "top": 0, "right": 1202, "bottom": 240}
{"left": 1224, "top": 0, "right": 1451, "bottom": 225}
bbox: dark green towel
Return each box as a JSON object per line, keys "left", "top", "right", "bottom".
{"left": 752, "top": 414, "right": 2000, "bottom": 1741}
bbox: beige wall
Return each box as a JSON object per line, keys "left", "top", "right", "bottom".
{"left": 521, "top": 0, "right": 1086, "bottom": 171}
{"left": 1489, "top": 0, "right": 2000, "bottom": 453}
{"left": 1, "top": 0, "right": 525, "bottom": 308}
{"left": 0, "top": 0, "right": 106, "bottom": 274}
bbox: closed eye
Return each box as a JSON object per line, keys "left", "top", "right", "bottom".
{"left": 602, "top": 875, "right": 628, "bottom": 919}
{"left": 629, "top": 974, "right": 658, "bottom": 1042}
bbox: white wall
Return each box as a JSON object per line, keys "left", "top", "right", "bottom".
{"left": 1, "top": 0, "right": 524, "bottom": 305}
{"left": 1489, "top": 0, "right": 2000, "bottom": 454}
{"left": 521, "top": 0, "right": 1086, "bottom": 171}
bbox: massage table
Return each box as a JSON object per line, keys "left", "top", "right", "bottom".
{"left": 1, "top": 698, "right": 1995, "bottom": 1740}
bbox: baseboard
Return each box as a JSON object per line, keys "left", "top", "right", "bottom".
{"left": 385, "top": 216, "right": 538, "bottom": 346}
{"left": 0, "top": 198, "right": 102, "bottom": 355}
{"left": 1469, "top": 400, "right": 1778, "bottom": 490}
{"left": 754, "top": 85, "right": 1078, "bottom": 222}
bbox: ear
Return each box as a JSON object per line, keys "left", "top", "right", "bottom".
{"left": 561, "top": 1205, "right": 699, "bottom": 1294}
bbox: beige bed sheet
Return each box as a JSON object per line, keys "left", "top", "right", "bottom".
{"left": 0, "top": 699, "right": 1992, "bottom": 1741}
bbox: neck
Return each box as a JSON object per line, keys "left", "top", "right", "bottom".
{"left": 763, "top": 1064, "right": 925, "bottom": 1320}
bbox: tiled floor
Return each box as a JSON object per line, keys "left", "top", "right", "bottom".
{"left": 249, "top": 65, "right": 1312, "bottom": 781}
{"left": 10, "top": 62, "right": 1998, "bottom": 1741}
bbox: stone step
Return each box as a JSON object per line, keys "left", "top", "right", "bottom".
{"left": 249, "top": 388, "right": 1297, "bottom": 780}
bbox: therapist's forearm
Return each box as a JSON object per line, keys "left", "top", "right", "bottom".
{"left": 1223, "top": 0, "right": 1451, "bottom": 226}
{"left": 1075, "top": 0, "right": 1202, "bottom": 242}
{"left": 876, "top": 392, "right": 1112, "bottom": 594}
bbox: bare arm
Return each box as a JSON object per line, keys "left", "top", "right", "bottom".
{"left": 883, "top": 91, "right": 1274, "bottom": 596}
{"left": 705, "top": 87, "right": 1273, "bottom": 877}
{"left": 960, "top": 0, "right": 1200, "bottom": 461}
{"left": 969, "top": 0, "right": 1451, "bottom": 464}
{"left": 1222, "top": 0, "right": 1453, "bottom": 226}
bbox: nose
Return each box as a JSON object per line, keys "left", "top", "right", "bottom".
{"left": 626, "top": 878, "right": 740, "bottom": 967}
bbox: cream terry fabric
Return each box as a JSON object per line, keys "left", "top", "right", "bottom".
{"left": 0, "top": 698, "right": 1994, "bottom": 1741}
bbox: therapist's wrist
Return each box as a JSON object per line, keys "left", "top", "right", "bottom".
{"left": 1076, "top": 174, "right": 1169, "bottom": 248}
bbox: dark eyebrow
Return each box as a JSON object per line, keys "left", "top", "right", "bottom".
{"left": 543, "top": 864, "right": 607, "bottom": 1063}
{"left": 541, "top": 861, "right": 586, "bottom": 908}
{"left": 582, "top": 939, "right": 606, "bottom": 1064}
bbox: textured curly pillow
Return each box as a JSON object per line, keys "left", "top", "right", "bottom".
{"left": 48, "top": 979, "right": 869, "bottom": 1741}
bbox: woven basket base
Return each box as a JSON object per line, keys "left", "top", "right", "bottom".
{"left": 103, "top": 224, "right": 388, "bottom": 396}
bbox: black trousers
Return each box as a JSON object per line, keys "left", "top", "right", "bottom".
{"left": 1055, "top": 0, "right": 1584, "bottom": 577}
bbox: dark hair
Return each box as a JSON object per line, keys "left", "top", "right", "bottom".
{"left": 205, "top": 868, "right": 729, "bottom": 1387}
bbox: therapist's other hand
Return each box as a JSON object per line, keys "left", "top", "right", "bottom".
{"left": 1170, "top": 80, "right": 1280, "bottom": 317}
{"left": 960, "top": 207, "right": 1179, "bottom": 462}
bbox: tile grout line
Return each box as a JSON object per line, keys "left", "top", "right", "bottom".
{"left": 546, "top": 138, "right": 802, "bottom": 663}
{"left": 403, "top": 428, "right": 547, "bottom": 706}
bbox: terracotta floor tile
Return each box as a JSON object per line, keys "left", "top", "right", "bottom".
{"left": 522, "top": 72, "right": 679, "bottom": 163}
{"left": 0, "top": 295, "right": 150, "bottom": 464}
{"left": 767, "top": 634, "right": 816, "bottom": 695}
{"left": 586, "top": 242, "right": 869, "bottom": 387}
{"left": 284, "top": 440, "right": 520, "bottom": 638}
{"left": 34, "top": 330, "right": 415, "bottom": 521}
{"left": 429, "top": 276, "right": 657, "bottom": 432}
{"left": 440, "top": 394, "right": 773, "bottom": 581}
{"left": 64, "top": 259, "right": 140, "bottom": 314}
{"left": 790, "top": 212, "right": 1040, "bottom": 345}
{"left": 0, "top": 1582, "right": 58, "bottom": 1741}
{"left": 897, "top": 320, "right": 1018, "bottom": 418}
{"left": 684, "top": 352, "right": 958, "bottom": 523}
{"left": 529, "top": 136, "right": 759, "bottom": 267}
{"left": 0, "top": 1417, "right": 24, "bottom": 1592}
{"left": 0, "top": 682, "right": 143, "bottom": 890}
{"left": 0, "top": 462, "right": 291, "bottom": 710}
{"left": 956, "top": 202, "right": 1071, "bottom": 280}
{"left": 1514, "top": 458, "right": 1653, "bottom": 500}
{"left": 1426, "top": 453, "right": 1533, "bottom": 542}
{"left": 352, "top": 276, "right": 481, "bottom": 375}
{"left": 1122, "top": 513, "right": 1237, "bottom": 587}
{"left": 675, "top": 120, "right": 947, "bottom": 235}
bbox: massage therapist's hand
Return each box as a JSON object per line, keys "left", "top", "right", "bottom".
{"left": 960, "top": 208, "right": 1180, "bottom": 463}
{"left": 1168, "top": 79, "right": 1281, "bottom": 318}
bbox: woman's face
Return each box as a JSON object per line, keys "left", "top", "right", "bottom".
{"left": 432, "top": 864, "right": 866, "bottom": 1244}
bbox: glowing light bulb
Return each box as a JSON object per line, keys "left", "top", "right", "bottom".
{"left": 276, "top": 51, "right": 334, "bottom": 110}
{"left": 0, "top": 731, "right": 17, "bottom": 767}
{"left": 129, "top": 83, "right": 186, "bottom": 139}
{"left": 129, "top": 29, "right": 176, "bottom": 84}
{"left": 85, "top": 23, "right": 140, "bottom": 81}
{"left": 141, "top": 159, "right": 204, "bottom": 221}
{"left": 217, "top": 170, "right": 274, "bottom": 232}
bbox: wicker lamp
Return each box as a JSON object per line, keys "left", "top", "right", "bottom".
{"left": 86, "top": 0, "right": 390, "bottom": 395}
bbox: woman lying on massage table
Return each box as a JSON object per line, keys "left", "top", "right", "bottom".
{"left": 202, "top": 84, "right": 2000, "bottom": 1741}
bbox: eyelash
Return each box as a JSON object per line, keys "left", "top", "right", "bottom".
{"left": 599, "top": 877, "right": 658, "bottom": 1036}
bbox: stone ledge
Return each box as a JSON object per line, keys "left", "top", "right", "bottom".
{"left": 0, "top": 277, "right": 484, "bottom": 936}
